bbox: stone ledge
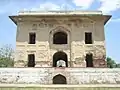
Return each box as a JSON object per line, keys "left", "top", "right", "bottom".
{"left": 0, "top": 84, "right": 120, "bottom": 87}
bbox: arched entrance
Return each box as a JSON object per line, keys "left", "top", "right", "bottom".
{"left": 85, "top": 53, "right": 93, "bottom": 67}
{"left": 53, "top": 51, "right": 68, "bottom": 67}
{"left": 53, "top": 74, "right": 67, "bottom": 84}
{"left": 53, "top": 31, "right": 67, "bottom": 44}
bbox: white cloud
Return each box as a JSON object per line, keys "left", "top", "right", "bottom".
{"left": 72, "top": 0, "right": 94, "bottom": 9}
{"left": 0, "top": 2, "right": 61, "bottom": 14}
{"left": 0, "top": 1, "right": 32, "bottom": 14}
{"left": 38, "top": 2, "right": 60, "bottom": 10}
{"left": 30, "top": 2, "right": 76, "bottom": 11}
{"left": 98, "top": 0, "right": 120, "bottom": 14}
{"left": 0, "top": 0, "right": 95, "bottom": 14}
{"left": 1, "top": 0, "right": 120, "bottom": 15}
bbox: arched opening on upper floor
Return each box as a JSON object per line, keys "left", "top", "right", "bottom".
{"left": 53, "top": 31, "right": 67, "bottom": 44}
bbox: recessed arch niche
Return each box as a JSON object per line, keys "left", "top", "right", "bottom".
{"left": 53, "top": 74, "right": 67, "bottom": 84}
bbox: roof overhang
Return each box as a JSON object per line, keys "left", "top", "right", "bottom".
{"left": 9, "top": 12, "right": 111, "bottom": 25}
{"left": 103, "top": 15, "right": 112, "bottom": 25}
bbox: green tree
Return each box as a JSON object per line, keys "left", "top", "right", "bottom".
{"left": 116, "top": 64, "right": 120, "bottom": 68}
{"left": 106, "top": 57, "right": 116, "bottom": 68}
{"left": 0, "top": 45, "right": 14, "bottom": 67}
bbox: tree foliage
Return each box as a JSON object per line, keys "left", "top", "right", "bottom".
{"left": 106, "top": 57, "right": 120, "bottom": 68}
{"left": 107, "top": 57, "right": 116, "bottom": 68}
{"left": 116, "top": 64, "right": 120, "bottom": 68}
{"left": 0, "top": 45, "right": 14, "bottom": 67}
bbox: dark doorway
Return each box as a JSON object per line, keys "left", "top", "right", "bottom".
{"left": 53, "top": 32, "right": 67, "bottom": 44}
{"left": 53, "top": 74, "right": 67, "bottom": 84}
{"left": 85, "top": 32, "right": 92, "bottom": 44}
{"left": 29, "top": 33, "right": 36, "bottom": 44}
{"left": 53, "top": 51, "right": 68, "bottom": 67}
{"left": 28, "top": 54, "right": 35, "bottom": 67}
{"left": 85, "top": 53, "right": 93, "bottom": 67}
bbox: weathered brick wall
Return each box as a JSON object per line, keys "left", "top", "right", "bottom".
{"left": 0, "top": 68, "right": 120, "bottom": 84}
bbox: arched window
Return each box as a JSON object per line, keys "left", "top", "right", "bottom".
{"left": 85, "top": 53, "right": 93, "bottom": 67}
{"left": 53, "top": 74, "right": 67, "bottom": 84}
{"left": 53, "top": 51, "right": 68, "bottom": 67}
{"left": 53, "top": 32, "right": 67, "bottom": 44}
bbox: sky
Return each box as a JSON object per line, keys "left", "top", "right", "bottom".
{"left": 0, "top": 0, "right": 120, "bottom": 63}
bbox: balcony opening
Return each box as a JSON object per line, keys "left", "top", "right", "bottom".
{"left": 85, "top": 32, "right": 92, "bottom": 44}
{"left": 53, "top": 51, "right": 68, "bottom": 67}
{"left": 53, "top": 32, "right": 67, "bottom": 44}
{"left": 53, "top": 74, "right": 67, "bottom": 84}
{"left": 28, "top": 54, "right": 35, "bottom": 67}
{"left": 85, "top": 53, "right": 93, "bottom": 67}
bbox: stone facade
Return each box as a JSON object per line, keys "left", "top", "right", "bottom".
{"left": 2, "top": 11, "right": 120, "bottom": 89}
{"left": 10, "top": 11, "right": 111, "bottom": 68}
{"left": 0, "top": 68, "right": 120, "bottom": 84}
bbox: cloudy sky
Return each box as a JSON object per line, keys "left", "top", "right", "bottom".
{"left": 0, "top": 0, "right": 120, "bottom": 62}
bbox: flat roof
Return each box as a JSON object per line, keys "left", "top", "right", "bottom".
{"left": 9, "top": 10, "right": 111, "bottom": 25}
{"left": 18, "top": 10, "right": 103, "bottom": 15}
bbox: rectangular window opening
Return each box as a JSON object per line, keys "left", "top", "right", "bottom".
{"left": 28, "top": 54, "right": 35, "bottom": 67}
{"left": 85, "top": 32, "right": 92, "bottom": 44}
{"left": 29, "top": 33, "right": 36, "bottom": 44}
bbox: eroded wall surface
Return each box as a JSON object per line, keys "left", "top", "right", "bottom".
{"left": 15, "top": 16, "right": 106, "bottom": 67}
{"left": 0, "top": 68, "right": 120, "bottom": 84}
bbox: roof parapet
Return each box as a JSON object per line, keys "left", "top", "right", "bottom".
{"left": 18, "top": 10, "right": 103, "bottom": 15}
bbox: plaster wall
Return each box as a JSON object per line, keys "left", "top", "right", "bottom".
{"left": 15, "top": 17, "right": 106, "bottom": 67}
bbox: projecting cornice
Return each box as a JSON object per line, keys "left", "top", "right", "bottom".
{"left": 9, "top": 10, "right": 111, "bottom": 25}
